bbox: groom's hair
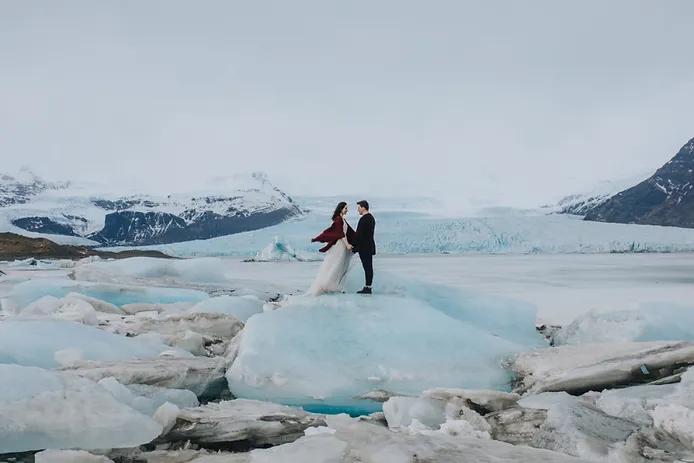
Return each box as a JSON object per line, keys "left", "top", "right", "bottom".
{"left": 357, "top": 200, "right": 369, "bottom": 210}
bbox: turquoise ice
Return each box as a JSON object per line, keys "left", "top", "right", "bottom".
{"left": 227, "top": 271, "right": 546, "bottom": 415}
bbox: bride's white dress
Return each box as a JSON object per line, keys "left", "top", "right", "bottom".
{"left": 306, "top": 218, "right": 355, "bottom": 296}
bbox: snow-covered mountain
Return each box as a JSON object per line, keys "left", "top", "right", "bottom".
{"left": 552, "top": 172, "right": 653, "bottom": 216}
{"left": 577, "top": 137, "right": 694, "bottom": 228}
{"left": 549, "top": 136, "right": 694, "bottom": 229}
{"left": 0, "top": 170, "right": 303, "bottom": 246}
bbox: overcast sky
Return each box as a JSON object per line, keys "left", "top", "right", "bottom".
{"left": 1, "top": 0, "right": 693, "bottom": 206}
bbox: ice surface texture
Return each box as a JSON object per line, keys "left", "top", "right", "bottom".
{"left": 190, "top": 295, "right": 265, "bottom": 323}
{"left": 0, "top": 364, "right": 162, "bottom": 453}
{"left": 98, "top": 376, "right": 199, "bottom": 416}
{"left": 555, "top": 303, "right": 694, "bottom": 345}
{"left": 2, "top": 278, "right": 209, "bottom": 311}
{"left": 0, "top": 317, "right": 190, "bottom": 368}
{"left": 227, "top": 271, "right": 546, "bottom": 414}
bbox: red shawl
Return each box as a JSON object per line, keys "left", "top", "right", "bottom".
{"left": 311, "top": 215, "right": 356, "bottom": 253}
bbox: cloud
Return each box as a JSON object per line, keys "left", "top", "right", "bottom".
{"left": 1, "top": 0, "right": 693, "bottom": 206}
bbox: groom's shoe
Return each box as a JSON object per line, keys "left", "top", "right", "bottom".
{"left": 357, "top": 287, "right": 372, "bottom": 294}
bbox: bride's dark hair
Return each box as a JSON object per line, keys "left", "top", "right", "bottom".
{"left": 332, "top": 201, "right": 347, "bottom": 221}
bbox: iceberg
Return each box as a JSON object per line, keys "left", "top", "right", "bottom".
{"left": 359, "top": 271, "right": 543, "bottom": 347}
{"left": 227, "top": 273, "right": 546, "bottom": 415}
{"left": 190, "top": 295, "right": 265, "bottom": 322}
{"left": 0, "top": 364, "right": 162, "bottom": 453}
{"left": 249, "top": 237, "right": 319, "bottom": 262}
{"left": 0, "top": 317, "right": 191, "bottom": 368}
{"left": 554, "top": 303, "right": 694, "bottom": 346}
{"left": 1, "top": 278, "right": 208, "bottom": 312}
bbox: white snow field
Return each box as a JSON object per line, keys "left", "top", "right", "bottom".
{"left": 2, "top": 252, "right": 694, "bottom": 461}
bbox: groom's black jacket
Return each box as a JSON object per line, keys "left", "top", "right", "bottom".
{"left": 353, "top": 213, "right": 376, "bottom": 255}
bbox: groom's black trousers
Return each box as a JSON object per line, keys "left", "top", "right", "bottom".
{"left": 359, "top": 252, "right": 373, "bottom": 287}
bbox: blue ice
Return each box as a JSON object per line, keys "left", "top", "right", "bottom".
{"left": 3, "top": 278, "right": 209, "bottom": 310}
{"left": 555, "top": 303, "right": 694, "bottom": 345}
{"left": 0, "top": 364, "right": 162, "bottom": 453}
{"left": 0, "top": 317, "right": 192, "bottom": 369}
{"left": 227, "top": 271, "right": 546, "bottom": 415}
{"left": 190, "top": 294, "right": 265, "bottom": 323}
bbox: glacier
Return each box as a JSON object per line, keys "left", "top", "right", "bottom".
{"left": 226, "top": 270, "right": 547, "bottom": 415}
{"left": 101, "top": 207, "right": 694, "bottom": 258}
{"left": 0, "top": 364, "right": 162, "bottom": 453}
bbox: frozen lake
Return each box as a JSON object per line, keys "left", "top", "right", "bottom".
{"left": 2, "top": 252, "right": 693, "bottom": 327}
{"left": 232, "top": 252, "right": 694, "bottom": 325}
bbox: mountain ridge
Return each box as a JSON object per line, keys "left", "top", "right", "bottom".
{"left": 0, "top": 170, "right": 303, "bottom": 246}
{"left": 554, "top": 136, "right": 694, "bottom": 228}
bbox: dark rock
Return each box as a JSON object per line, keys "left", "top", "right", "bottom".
{"left": 0, "top": 232, "right": 173, "bottom": 261}
{"left": 88, "top": 208, "right": 297, "bottom": 246}
{"left": 11, "top": 216, "right": 79, "bottom": 236}
{"left": 581, "top": 137, "right": 694, "bottom": 228}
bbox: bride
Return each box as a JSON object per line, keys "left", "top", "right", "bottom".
{"left": 306, "top": 201, "right": 357, "bottom": 296}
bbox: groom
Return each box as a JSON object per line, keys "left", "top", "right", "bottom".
{"left": 351, "top": 200, "right": 375, "bottom": 294}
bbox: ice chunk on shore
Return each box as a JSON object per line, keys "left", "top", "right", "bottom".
{"left": 190, "top": 295, "right": 264, "bottom": 322}
{"left": 382, "top": 396, "right": 447, "bottom": 429}
{"left": 21, "top": 295, "right": 99, "bottom": 325}
{"left": 215, "top": 412, "right": 595, "bottom": 463}
{"left": 35, "top": 450, "right": 113, "bottom": 463}
{"left": 0, "top": 364, "right": 162, "bottom": 453}
{"left": 252, "top": 237, "right": 319, "bottom": 262}
{"left": 227, "top": 287, "right": 541, "bottom": 414}
{"left": 3, "top": 278, "right": 208, "bottom": 310}
{"left": 98, "top": 377, "right": 199, "bottom": 416}
{"left": 511, "top": 341, "right": 694, "bottom": 395}
{"left": 161, "top": 399, "right": 328, "bottom": 449}
{"left": 101, "top": 312, "right": 243, "bottom": 356}
{"left": 555, "top": 303, "right": 694, "bottom": 345}
{"left": 0, "top": 317, "right": 191, "bottom": 368}
{"left": 59, "top": 356, "right": 226, "bottom": 396}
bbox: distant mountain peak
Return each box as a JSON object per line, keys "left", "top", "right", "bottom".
{"left": 0, "top": 170, "right": 303, "bottom": 246}
{"left": 562, "top": 136, "right": 694, "bottom": 228}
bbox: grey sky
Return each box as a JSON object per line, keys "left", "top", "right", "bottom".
{"left": 1, "top": 0, "right": 693, "bottom": 206}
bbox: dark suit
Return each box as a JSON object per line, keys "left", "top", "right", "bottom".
{"left": 355, "top": 213, "right": 376, "bottom": 286}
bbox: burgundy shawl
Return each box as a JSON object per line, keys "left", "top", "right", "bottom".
{"left": 311, "top": 215, "right": 356, "bottom": 253}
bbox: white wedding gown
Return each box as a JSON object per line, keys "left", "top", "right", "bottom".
{"left": 306, "top": 218, "right": 355, "bottom": 296}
